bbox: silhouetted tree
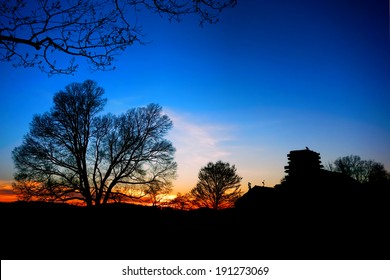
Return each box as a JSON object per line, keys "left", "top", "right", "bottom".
{"left": 166, "top": 192, "right": 193, "bottom": 210}
{"left": 190, "top": 160, "right": 242, "bottom": 210}
{"left": 327, "top": 155, "right": 389, "bottom": 186}
{"left": 144, "top": 181, "right": 173, "bottom": 206}
{"left": 0, "top": 0, "right": 237, "bottom": 75}
{"left": 12, "top": 79, "right": 177, "bottom": 206}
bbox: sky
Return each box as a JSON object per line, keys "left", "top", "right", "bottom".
{"left": 1, "top": 0, "right": 389, "bottom": 202}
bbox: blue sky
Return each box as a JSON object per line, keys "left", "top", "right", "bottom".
{"left": 1, "top": 0, "right": 389, "bottom": 197}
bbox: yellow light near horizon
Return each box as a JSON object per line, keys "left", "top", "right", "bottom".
{"left": 158, "top": 194, "right": 177, "bottom": 202}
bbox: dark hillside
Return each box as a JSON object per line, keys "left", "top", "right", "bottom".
{"left": 1, "top": 195, "right": 389, "bottom": 260}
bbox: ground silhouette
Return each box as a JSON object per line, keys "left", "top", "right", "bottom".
{"left": 1, "top": 195, "right": 389, "bottom": 260}
{"left": 2, "top": 148, "right": 389, "bottom": 260}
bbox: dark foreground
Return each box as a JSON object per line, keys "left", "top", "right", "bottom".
{"left": 1, "top": 195, "right": 389, "bottom": 260}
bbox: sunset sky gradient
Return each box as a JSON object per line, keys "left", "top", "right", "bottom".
{"left": 1, "top": 0, "right": 389, "bottom": 202}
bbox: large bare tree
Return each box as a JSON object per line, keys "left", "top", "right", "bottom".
{"left": 0, "top": 0, "right": 237, "bottom": 74}
{"left": 12, "top": 79, "right": 177, "bottom": 206}
{"left": 190, "top": 160, "right": 242, "bottom": 210}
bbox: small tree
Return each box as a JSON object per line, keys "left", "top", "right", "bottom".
{"left": 12, "top": 79, "right": 177, "bottom": 206}
{"left": 190, "top": 160, "right": 242, "bottom": 210}
{"left": 144, "top": 181, "right": 172, "bottom": 207}
{"left": 167, "top": 192, "right": 194, "bottom": 210}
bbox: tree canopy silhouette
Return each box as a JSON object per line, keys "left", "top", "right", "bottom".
{"left": 0, "top": 0, "right": 237, "bottom": 75}
{"left": 12, "top": 79, "right": 177, "bottom": 206}
{"left": 327, "top": 155, "right": 390, "bottom": 186}
{"left": 190, "top": 160, "right": 242, "bottom": 210}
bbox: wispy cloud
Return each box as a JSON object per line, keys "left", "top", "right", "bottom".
{"left": 164, "top": 109, "right": 235, "bottom": 191}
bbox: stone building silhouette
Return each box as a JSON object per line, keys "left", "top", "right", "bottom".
{"left": 284, "top": 148, "right": 324, "bottom": 184}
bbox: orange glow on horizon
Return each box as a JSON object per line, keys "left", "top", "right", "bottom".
{"left": 0, "top": 180, "right": 180, "bottom": 206}
{"left": 0, "top": 193, "right": 18, "bottom": 202}
{"left": 0, "top": 181, "right": 18, "bottom": 202}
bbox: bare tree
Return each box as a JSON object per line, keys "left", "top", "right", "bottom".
{"left": 190, "top": 160, "right": 242, "bottom": 210}
{"left": 12, "top": 79, "right": 177, "bottom": 206}
{"left": 144, "top": 181, "right": 172, "bottom": 206}
{"left": 167, "top": 192, "right": 193, "bottom": 210}
{"left": 327, "top": 155, "right": 389, "bottom": 186}
{"left": 0, "top": 0, "right": 237, "bottom": 75}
